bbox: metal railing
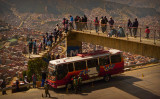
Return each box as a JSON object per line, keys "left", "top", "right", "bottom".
{"left": 70, "top": 21, "right": 160, "bottom": 45}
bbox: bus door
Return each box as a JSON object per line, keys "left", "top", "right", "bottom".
{"left": 99, "top": 55, "right": 110, "bottom": 72}
{"left": 87, "top": 58, "right": 99, "bottom": 77}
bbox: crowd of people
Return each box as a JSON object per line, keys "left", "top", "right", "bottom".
{"left": 27, "top": 25, "right": 63, "bottom": 57}
{"left": 62, "top": 15, "right": 151, "bottom": 38}
{"left": 0, "top": 14, "right": 155, "bottom": 96}
{"left": 26, "top": 15, "right": 152, "bottom": 57}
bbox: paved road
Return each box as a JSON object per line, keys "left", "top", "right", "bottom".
{"left": 1, "top": 64, "right": 160, "bottom": 99}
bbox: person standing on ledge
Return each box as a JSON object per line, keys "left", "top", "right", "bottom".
{"left": 70, "top": 15, "right": 74, "bottom": 30}
{"left": 109, "top": 17, "right": 114, "bottom": 29}
{"left": 127, "top": 19, "right": 132, "bottom": 37}
{"left": 28, "top": 39, "right": 33, "bottom": 58}
{"left": 132, "top": 18, "right": 139, "bottom": 38}
{"left": 145, "top": 26, "right": 150, "bottom": 39}
{"left": 44, "top": 81, "right": 51, "bottom": 97}
{"left": 94, "top": 17, "right": 99, "bottom": 33}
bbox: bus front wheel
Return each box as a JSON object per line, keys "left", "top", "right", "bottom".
{"left": 104, "top": 74, "right": 111, "bottom": 82}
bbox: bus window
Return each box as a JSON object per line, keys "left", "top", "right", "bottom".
{"left": 75, "top": 61, "right": 86, "bottom": 71}
{"left": 87, "top": 58, "right": 98, "bottom": 68}
{"left": 99, "top": 56, "right": 110, "bottom": 66}
{"left": 68, "top": 63, "right": 74, "bottom": 72}
{"left": 111, "top": 54, "right": 121, "bottom": 63}
{"left": 56, "top": 64, "right": 68, "bottom": 80}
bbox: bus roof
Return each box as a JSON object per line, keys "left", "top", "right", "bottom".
{"left": 49, "top": 49, "right": 122, "bottom": 65}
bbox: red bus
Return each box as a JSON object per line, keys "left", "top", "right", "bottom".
{"left": 47, "top": 49, "right": 124, "bottom": 89}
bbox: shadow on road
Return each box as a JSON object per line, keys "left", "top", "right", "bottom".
{"left": 51, "top": 74, "right": 160, "bottom": 99}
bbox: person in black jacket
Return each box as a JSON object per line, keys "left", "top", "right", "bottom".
{"left": 1, "top": 78, "right": 7, "bottom": 95}
{"left": 41, "top": 71, "right": 46, "bottom": 87}
{"left": 132, "top": 18, "right": 139, "bottom": 38}
{"left": 49, "top": 33, "right": 53, "bottom": 47}
{"left": 109, "top": 17, "right": 114, "bottom": 29}
{"left": 16, "top": 79, "right": 19, "bottom": 92}
{"left": 104, "top": 16, "right": 108, "bottom": 32}
{"left": 84, "top": 15, "right": 88, "bottom": 30}
{"left": 74, "top": 16, "right": 79, "bottom": 30}
{"left": 127, "top": 19, "right": 132, "bottom": 36}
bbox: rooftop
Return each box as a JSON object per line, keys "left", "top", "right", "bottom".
{"left": 49, "top": 49, "right": 121, "bottom": 65}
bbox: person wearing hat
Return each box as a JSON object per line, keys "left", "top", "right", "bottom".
{"left": 118, "top": 26, "right": 125, "bottom": 37}
{"left": 108, "top": 27, "right": 117, "bottom": 37}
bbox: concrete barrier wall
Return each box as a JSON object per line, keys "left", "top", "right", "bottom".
{"left": 69, "top": 31, "right": 160, "bottom": 59}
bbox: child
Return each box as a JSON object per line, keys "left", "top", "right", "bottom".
{"left": 145, "top": 26, "right": 150, "bottom": 38}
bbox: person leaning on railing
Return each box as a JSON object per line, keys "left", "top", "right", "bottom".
{"left": 100, "top": 17, "right": 106, "bottom": 33}
{"left": 132, "top": 18, "right": 139, "bottom": 38}
{"left": 84, "top": 15, "right": 88, "bottom": 30}
{"left": 74, "top": 16, "right": 79, "bottom": 30}
{"left": 145, "top": 26, "right": 150, "bottom": 39}
{"left": 94, "top": 17, "right": 99, "bottom": 33}
{"left": 127, "top": 19, "right": 132, "bottom": 37}
{"left": 109, "top": 17, "right": 114, "bottom": 29}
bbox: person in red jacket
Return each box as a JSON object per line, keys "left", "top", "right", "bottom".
{"left": 145, "top": 26, "right": 150, "bottom": 38}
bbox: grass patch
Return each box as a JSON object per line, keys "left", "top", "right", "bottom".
{"left": 8, "top": 38, "right": 17, "bottom": 42}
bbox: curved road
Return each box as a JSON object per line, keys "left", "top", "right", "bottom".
{"left": 0, "top": 63, "right": 160, "bottom": 99}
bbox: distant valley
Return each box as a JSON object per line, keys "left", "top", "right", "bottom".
{"left": 0, "top": 0, "right": 160, "bottom": 32}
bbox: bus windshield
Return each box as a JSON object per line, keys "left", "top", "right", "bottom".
{"left": 48, "top": 64, "right": 57, "bottom": 81}
{"left": 48, "top": 63, "right": 68, "bottom": 80}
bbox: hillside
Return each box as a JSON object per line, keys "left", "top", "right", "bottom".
{"left": 1, "top": 0, "right": 159, "bottom": 17}
{"left": 0, "top": 0, "right": 159, "bottom": 32}
{"left": 0, "top": 0, "right": 12, "bottom": 15}
{"left": 106, "top": 0, "right": 160, "bottom": 12}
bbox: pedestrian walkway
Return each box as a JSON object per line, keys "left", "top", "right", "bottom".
{"left": 72, "top": 30, "right": 160, "bottom": 46}
{"left": 24, "top": 33, "right": 68, "bottom": 59}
